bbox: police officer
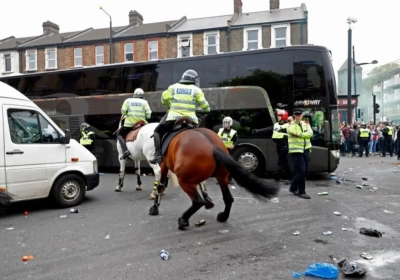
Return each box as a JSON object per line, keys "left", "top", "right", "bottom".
{"left": 287, "top": 108, "right": 313, "bottom": 199}
{"left": 381, "top": 122, "right": 393, "bottom": 157}
{"left": 358, "top": 122, "right": 371, "bottom": 157}
{"left": 150, "top": 69, "right": 210, "bottom": 164}
{"left": 272, "top": 109, "right": 292, "bottom": 182}
{"left": 217, "top": 116, "right": 239, "bottom": 185}
{"left": 118, "top": 88, "right": 152, "bottom": 159}
{"left": 80, "top": 123, "right": 95, "bottom": 153}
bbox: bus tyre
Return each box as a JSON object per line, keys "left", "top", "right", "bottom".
{"left": 232, "top": 146, "right": 265, "bottom": 176}
{"left": 51, "top": 174, "right": 86, "bottom": 208}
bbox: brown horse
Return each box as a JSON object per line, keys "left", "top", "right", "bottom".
{"left": 148, "top": 117, "right": 279, "bottom": 229}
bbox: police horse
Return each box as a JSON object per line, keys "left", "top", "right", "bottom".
{"left": 115, "top": 121, "right": 167, "bottom": 199}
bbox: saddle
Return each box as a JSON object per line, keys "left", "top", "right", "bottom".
{"left": 161, "top": 117, "right": 198, "bottom": 156}
{"left": 125, "top": 120, "right": 147, "bottom": 142}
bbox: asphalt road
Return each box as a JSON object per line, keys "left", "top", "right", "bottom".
{"left": 1, "top": 156, "right": 400, "bottom": 280}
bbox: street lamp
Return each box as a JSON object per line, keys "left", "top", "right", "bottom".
{"left": 99, "top": 6, "right": 113, "bottom": 64}
{"left": 346, "top": 17, "right": 357, "bottom": 124}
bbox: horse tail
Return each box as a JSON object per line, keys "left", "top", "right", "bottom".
{"left": 0, "top": 191, "right": 13, "bottom": 206}
{"left": 213, "top": 148, "right": 279, "bottom": 199}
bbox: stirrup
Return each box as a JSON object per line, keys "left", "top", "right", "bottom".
{"left": 149, "top": 154, "right": 163, "bottom": 164}
{"left": 121, "top": 150, "right": 131, "bottom": 159}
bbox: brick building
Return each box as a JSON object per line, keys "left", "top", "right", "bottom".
{"left": 0, "top": 0, "right": 308, "bottom": 77}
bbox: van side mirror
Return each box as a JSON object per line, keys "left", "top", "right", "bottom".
{"left": 324, "top": 121, "right": 330, "bottom": 142}
{"left": 60, "top": 129, "right": 71, "bottom": 144}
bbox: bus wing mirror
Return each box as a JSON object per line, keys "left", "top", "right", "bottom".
{"left": 324, "top": 121, "right": 330, "bottom": 142}
{"left": 60, "top": 129, "right": 71, "bottom": 144}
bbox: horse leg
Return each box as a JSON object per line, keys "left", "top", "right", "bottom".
{"left": 178, "top": 183, "right": 207, "bottom": 230}
{"left": 115, "top": 157, "right": 126, "bottom": 192}
{"left": 135, "top": 161, "right": 142, "bottom": 191}
{"left": 199, "top": 182, "right": 214, "bottom": 209}
{"left": 216, "top": 174, "right": 234, "bottom": 223}
{"left": 148, "top": 164, "right": 169, "bottom": 215}
{"left": 147, "top": 163, "right": 165, "bottom": 200}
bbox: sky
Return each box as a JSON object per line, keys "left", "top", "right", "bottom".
{"left": 0, "top": 0, "right": 397, "bottom": 75}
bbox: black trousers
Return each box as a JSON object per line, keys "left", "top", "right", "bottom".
{"left": 290, "top": 150, "right": 310, "bottom": 195}
{"left": 117, "top": 126, "right": 131, "bottom": 138}
{"left": 276, "top": 143, "right": 292, "bottom": 180}
{"left": 154, "top": 114, "right": 176, "bottom": 137}
{"left": 359, "top": 139, "right": 369, "bottom": 157}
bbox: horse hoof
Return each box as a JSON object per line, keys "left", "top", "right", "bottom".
{"left": 136, "top": 186, "right": 142, "bottom": 191}
{"left": 149, "top": 205, "right": 159, "bottom": 216}
{"left": 178, "top": 218, "right": 189, "bottom": 229}
{"left": 205, "top": 202, "right": 214, "bottom": 210}
{"left": 217, "top": 212, "right": 228, "bottom": 223}
{"left": 149, "top": 190, "right": 157, "bottom": 200}
{"left": 115, "top": 186, "right": 122, "bottom": 192}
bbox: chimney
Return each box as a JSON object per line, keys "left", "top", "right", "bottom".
{"left": 270, "top": 0, "right": 280, "bottom": 10}
{"left": 42, "top": 21, "right": 60, "bottom": 34}
{"left": 129, "top": 10, "right": 143, "bottom": 26}
{"left": 233, "top": 0, "right": 242, "bottom": 14}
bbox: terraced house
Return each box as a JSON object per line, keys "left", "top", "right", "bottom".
{"left": 0, "top": 0, "right": 308, "bottom": 76}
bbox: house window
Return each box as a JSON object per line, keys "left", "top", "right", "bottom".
{"left": 3, "top": 54, "right": 12, "bottom": 72}
{"left": 243, "top": 27, "right": 262, "bottom": 51}
{"left": 95, "top": 46, "right": 104, "bottom": 65}
{"left": 148, "top": 41, "right": 158, "bottom": 61}
{"left": 26, "top": 50, "right": 37, "bottom": 71}
{"left": 74, "top": 48, "right": 82, "bottom": 66}
{"left": 204, "top": 31, "right": 220, "bottom": 55}
{"left": 177, "top": 34, "right": 193, "bottom": 58}
{"left": 124, "top": 43, "right": 133, "bottom": 62}
{"left": 45, "top": 48, "right": 57, "bottom": 69}
{"left": 272, "top": 24, "right": 291, "bottom": 48}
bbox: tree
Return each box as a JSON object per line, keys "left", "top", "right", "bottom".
{"left": 363, "top": 63, "right": 400, "bottom": 93}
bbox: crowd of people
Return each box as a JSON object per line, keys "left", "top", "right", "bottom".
{"left": 339, "top": 121, "right": 400, "bottom": 159}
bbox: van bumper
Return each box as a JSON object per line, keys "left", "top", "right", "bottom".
{"left": 86, "top": 173, "right": 100, "bottom": 191}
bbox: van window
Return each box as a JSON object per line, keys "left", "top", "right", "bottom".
{"left": 8, "top": 109, "right": 60, "bottom": 144}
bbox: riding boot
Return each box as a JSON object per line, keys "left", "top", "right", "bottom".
{"left": 149, "top": 132, "right": 163, "bottom": 164}
{"left": 117, "top": 135, "right": 131, "bottom": 159}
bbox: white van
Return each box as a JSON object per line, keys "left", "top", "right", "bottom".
{"left": 0, "top": 81, "right": 99, "bottom": 207}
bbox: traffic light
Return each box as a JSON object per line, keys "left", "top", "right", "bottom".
{"left": 374, "top": 103, "right": 380, "bottom": 114}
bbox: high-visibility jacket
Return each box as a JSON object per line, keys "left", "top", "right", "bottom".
{"left": 218, "top": 128, "right": 237, "bottom": 148}
{"left": 161, "top": 83, "right": 210, "bottom": 124}
{"left": 387, "top": 126, "right": 393, "bottom": 136}
{"left": 287, "top": 121, "right": 313, "bottom": 153}
{"left": 80, "top": 131, "right": 95, "bottom": 145}
{"left": 272, "top": 122, "right": 289, "bottom": 139}
{"left": 121, "top": 97, "right": 152, "bottom": 127}
{"left": 359, "top": 128, "right": 370, "bottom": 138}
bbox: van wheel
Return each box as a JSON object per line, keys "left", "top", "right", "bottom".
{"left": 232, "top": 146, "right": 266, "bottom": 176}
{"left": 51, "top": 174, "right": 86, "bottom": 208}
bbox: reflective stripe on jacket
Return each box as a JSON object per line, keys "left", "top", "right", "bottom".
{"left": 272, "top": 122, "right": 289, "bottom": 139}
{"left": 287, "top": 121, "right": 312, "bottom": 153}
{"left": 218, "top": 128, "right": 237, "bottom": 148}
{"left": 80, "top": 131, "right": 94, "bottom": 145}
{"left": 121, "top": 97, "right": 152, "bottom": 127}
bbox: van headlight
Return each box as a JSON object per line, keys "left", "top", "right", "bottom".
{"left": 330, "top": 150, "right": 340, "bottom": 158}
{"left": 93, "top": 160, "right": 98, "bottom": 173}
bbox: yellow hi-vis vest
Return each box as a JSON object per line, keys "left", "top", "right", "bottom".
{"left": 121, "top": 97, "right": 152, "bottom": 127}
{"left": 287, "top": 121, "right": 313, "bottom": 153}
{"left": 80, "top": 131, "right": 94, "bottom": 145}
{"left": 272, "top": 122, "right": 289, "bottom": 139}
{"left": 359, "top": 128, "right": 369, "bottom": 138}
{"left": 161, "top": 83, "right": 210, "bottom": 124}
{"left": 218, "top": 128, "right": 237, "bottom": 148}
{"left": 387, "top": 126, "right": 393, "bottom": 136}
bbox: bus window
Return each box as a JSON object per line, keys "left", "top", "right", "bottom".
{"left": 301, "top": 109, "right": 326, "bottom": 147}
{"left": 85, "top": 114, "right": 121, "bottom": 139}
{"left": 83, "top": 68, "right": 121, "bottom": 96}
{"left": 200, "top": 57, "right": 229, "bottom": 88}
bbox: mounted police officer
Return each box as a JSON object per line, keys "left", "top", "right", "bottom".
{"left": 272, "top": 109, "right": 292, "bottom": 182}
{"left": 149, "top": 70, "right": 210, "bottom": 164}
{"left": 118, "top": 88, "right": 152, "bottom": 159}
{"left": 80, "top": 123, "right": 95, "bottom": 153}
{"left": 217, "top": 116, "right": 239, "bottom": 185}
{"left": 287, "top": 108, "right": 313, "bottom": 199}
{"left": 358, "top": 122, "right": 370, "bottom": 157}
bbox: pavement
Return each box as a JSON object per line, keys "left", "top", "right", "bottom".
{"left": 1, "top": 155, "right": 400, "bottom": 280}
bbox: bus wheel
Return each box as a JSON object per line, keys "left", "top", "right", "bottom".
{"left": 51, "top": 174, "right": 86, "bottom": 208}
{"left": 232, "top": 146, "right": 265, "bottom": 176}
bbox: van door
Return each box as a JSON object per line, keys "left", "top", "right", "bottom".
{"left": 3, "top": 105, "right": 66, "bottom": 200}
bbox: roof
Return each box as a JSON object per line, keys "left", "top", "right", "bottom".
{"left": 64, "top": 26, "right": 126, "bottom": 43}
{"left": 0, "top": 81, "right": 30, "bottom": 101}
{"left": 18, "top": 30, "right": 84, "bottom": 48}
{"left": 338, "top": 59, "right": 363, "bottom": 72}
{"left": 115, "top": 20, "right": 177, "bottom": 37}
{"left": 169, "top": 15, "right": 232, "bottom": 33}
{"left": 0, "top": 36, "right": 36, "bottom": 51}
{"left": 232, "top": 5, "right": 307, "bottom": 26}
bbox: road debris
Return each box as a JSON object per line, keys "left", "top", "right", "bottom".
{"left": 337, "top": 259, "right": 366, "bottom": 277}
{"left": 5, "top": 227, "right": 14, "bottom": 230}
{"left": 293, "top": 262, "right": 338, "bottom": 279}
{"left": 293, "top": 231, "right": 300, "bottom": 236}
{"left": 105, "top": 235, "right": 110, "bottom": 239}
{"left": 160, "top": 250, "right": 169, "bottom": 260}
{"left": 59, "top": 215, "right": 67, "bottom": 218}
{"left": 384, "top": 210, "right": 394, "bottom": 214}
{"left": 323, "top": 231, "right": 333, "bottom": 235}
{"left": 195, "top": 219, "right": 206, "bottom": 227}
{"left": 359, "top": 228, "right": 382, "bottom": 237}
{"left": 360, "top": 252, "right": 373, "bottom": 260}
{"left": 22, "top": 255, "right": 34, "bottom": 262}
{"left": 318, "top": 192, "right": 329, "bottom": 196}
{"left": 70, "top": 208, "right": 79, "bottom": 213}
{"left": 333, "top": 212, "right": 341, "bottom": 216}
{"left": 342, "top": 228, "right": 354, "bottom": 231}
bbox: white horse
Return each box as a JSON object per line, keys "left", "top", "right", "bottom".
{"left": 116, "top": 122, "right": 167, "bottom": 200}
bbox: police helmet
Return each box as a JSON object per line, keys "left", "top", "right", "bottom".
{"left": 179, "top": 69, "right": 200, "bottom": 86}
{"left": 293, "top": 108, "right": 304, "bottom": 115}
{"left": 133, "top": 88, "right": 144, "bottom": 98}
{"left": 276, "top": 109, "right": 289, "bottom": 121}
{"left": 361, "top": 122, "right": 366, "bottom": 127}
{"left": 81, "top": 122, "right": 90, "bottom": 131}
{"left": 223, "top": 116, "right": 233, "bottom": 128}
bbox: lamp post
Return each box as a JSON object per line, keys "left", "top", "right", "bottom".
{"left": 99, "top": 6, "right": 113, "bottom": 64}
{"left": 346, "top": 17, "right": 357, "bottom": 124}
